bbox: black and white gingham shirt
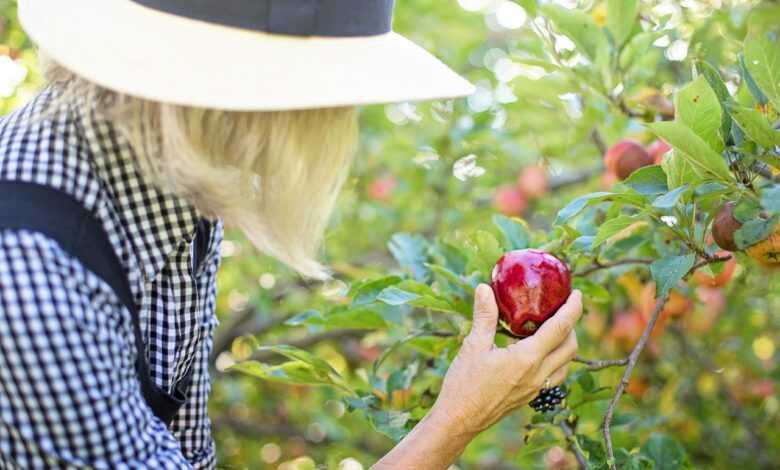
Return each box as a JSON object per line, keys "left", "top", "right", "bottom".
{"left": 0, "top": 88, "right": 222, "bottom": 469}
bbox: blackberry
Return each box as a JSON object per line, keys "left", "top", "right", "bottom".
{"left": 529, "top": 385, "right": 567, "bottom": 413}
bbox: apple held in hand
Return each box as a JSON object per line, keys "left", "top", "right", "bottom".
{"left": 491, "top": 249, "right": 572, "bottom": 338}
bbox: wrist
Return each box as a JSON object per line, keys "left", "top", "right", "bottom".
{"left": 425, "top": 400, "right": 480, "bottom": 442}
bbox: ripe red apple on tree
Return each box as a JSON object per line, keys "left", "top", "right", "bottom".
{"left": 712, "top": 202, "right": 741, "bottom": 252}
{"left": 647, "top": 139, "right": 671, "bottom": 164}
{"left": 491, "top": 249, "right": 572, "bottom": 337}
{"left": 517, "top": 164, "right": 548, "bottom": 198}
{"left": 603, "top": 139, "right": 654, "bottom": 181}
{"left": 493, "top": 185, "right": 529, "bottom": 216}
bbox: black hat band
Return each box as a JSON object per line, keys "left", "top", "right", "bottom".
{"left": 131, "top": 0, "right": 395, "bottom": 37}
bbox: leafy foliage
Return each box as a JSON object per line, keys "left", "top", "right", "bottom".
{"left": 3, "top": 0, "right": 780, "bottom": 468}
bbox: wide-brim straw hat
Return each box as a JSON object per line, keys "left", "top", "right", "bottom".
{"left": 18, "top": 0, "right": 475, "bottom": 111}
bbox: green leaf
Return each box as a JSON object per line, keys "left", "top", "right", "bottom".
{"left": 376, "top": 286, "right": 419, "bottom": 305}
{"left": 727, "top": 103, "right": 780, "bottom": 148}
{"left": 381, "top": 281, "right": 466, "bottom": 315}
{"left": 256, "top": 344, "right": 342, "bottom": 377}
{"left": 388, "top": 233, "right": 431, "bottom": 282}
{"left": 593, "top": 215, "right": 648, "bottom": 248}
{"left": 641, "top": 433, "right": 687, "bottom": 470}
{"left": 306, "top": 307, "right": 389, "bottom": 330}
{"left": 555, "top": 192, "right": 614, "bottom": 224}
{"left": 695, "top": 60, "right": 733, "bottom": 140}
{"left": 427, "top": 264, "right": 473, "bottom": 293}
{"left": 577, "top": 434, "right": 607, "bottom": 464}
{"left": 648, "top": 121, "right": 733, "bottom": 182}
{"left": 744, "top": 6, "right": 780, "bottom": 109}
{"left": 739, "top": 54, "right": 769, "bottom": 105}
{"left": 492, "top": 214, "right": 531, "bottom": 250}
{"left": 735, "top": 215, "right": 780, "bottom": 249}
{"left": 352, "top": 276, "right": 403, "bottom": 305}
{"left": 573, "top": 278, "right": 610, "bottom": 304}
{"left": 652, "top": 185, "right": 689, "bottom": 209}
{"left": 623, "top": 165, "right": 668, "bottom": 195}
{"left": 387, "top": 361, "right": 419, "bottom": 395}
{"left": 620, "top": 31, "right": 665, "bottom": 70}
{"left": 467, "top": 230, "right": 504, "bottom": 271}
{"left": 662, "top": 150, "right": 700, "bottom": 189}
{"left": 230, "top": 361, "right": 338, "bottom": 388}
{"left": 576, "top": 369, "right": 596, "bottom": 392}
{"left": 650, "top": 254, "right": 696, "bottom": 298}
{"left": 368, "top": 409, "right": 411, "bottom": 442}
{"left": 607, "top": 0, "right": 638, "bottom": 46}
{"left": 762, "top": 186, "right": 780, "bottom": 213}
{"left": 540, "top": 4, "right": 607, "bottom": 61}
{"left": 675, "top": 75, "right": 724, "bottom": 152}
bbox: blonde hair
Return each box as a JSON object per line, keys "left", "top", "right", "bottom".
{"left": 40, "top": 55, "right": 358, "bottom": 279}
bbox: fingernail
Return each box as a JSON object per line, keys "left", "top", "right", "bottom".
{"left": 476, "top": 283, "right": 488, "bottom": 300}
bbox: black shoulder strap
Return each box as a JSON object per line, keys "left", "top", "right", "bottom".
{"left": 0, "top": 180, "right": 191, "bottom": 426}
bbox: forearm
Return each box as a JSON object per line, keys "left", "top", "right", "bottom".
{"left": 372, "top": 406, "right": 477, "bottom": 470}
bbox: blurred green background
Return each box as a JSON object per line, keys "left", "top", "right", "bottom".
{"left": 2, "top": 0, "right": 780, "bottom": 468}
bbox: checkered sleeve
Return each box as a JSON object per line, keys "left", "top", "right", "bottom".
{"left": 0, "top": 230, "right": 192, "bottom": 470}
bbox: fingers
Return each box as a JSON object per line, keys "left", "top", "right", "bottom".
{"left": 538, "top": 330, "right": 578, "bottom": 379}
{"left": 545, "top": 363, "right": 569, "bottom": 388}
{"left": 517, "top": 290, "right": 582, "bottom": 356}
{"left": 465, "top": 284, "right": 499, "bottom": 351}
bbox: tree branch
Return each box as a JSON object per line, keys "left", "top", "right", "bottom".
{"left": 559, "top": 420, "right": 588, "bottom": 470}
{"left": 212, "top": 308, "right": 291, "bottom": 359}
{"left": 575, "top": 258, "right": 653, "bottom": 277}
{"left": 602, "top": 293, "right": 669, "bottom": 469}
{"left": 590, "top": 129, "right": 607, "bottom": 155}
{"left": 601, "top": 252, "right": 734, "bottom": 467}
{"left": 688, "top": 253, "right": 733, "bottom": 277}
{"left": 574, "top": 356, "right": 629, "bottom": 371}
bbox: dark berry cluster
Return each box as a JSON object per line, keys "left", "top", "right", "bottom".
{"left": 529, "top": 386, "right": 567, "bottom": 412}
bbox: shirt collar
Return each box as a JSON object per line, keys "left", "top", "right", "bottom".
{"left": 73, "top": 98, "right": 201, "bottom": 282}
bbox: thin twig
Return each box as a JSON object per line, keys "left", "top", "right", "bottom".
{"left": 688, "top": 253, "right": 732, "bottom": 276}
{"left": 575, "top": 258, "right": 654, "bottom": 277}
{"left": 560, "top": 420, "right": 588, "bottom": 470}
{"left": 601, "top": 253, "right": 734, "bottom": 467}
{"left": 548, "top": 167, "right": 603, "bottom": 191}
{"left": 602, "top": 293, "right": 669, "bottom": 469}
{"left": 573, "top": 355, "right": 629, "bottom": 371}
{"left": 590, "top": 129, "right": 608, "bottom": 155}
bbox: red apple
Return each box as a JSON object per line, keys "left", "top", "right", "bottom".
{"left": 603, "top": 139, "right": 654, "bottom": 180}
{"left": 693, "top": 252, "right": 737, "bottom": 287}
{"left": 493, "top": 185, "right": 528, "bottom": 216}
{"left": 367, "top": 174, "right": 397, "bottom": 202}
{"left": 491, "top": 249, "right": 572, "bottom": 337}
{"left": 712, "top": 202, "right": 741, "bottom": 252}
{"left": 647, "top": 139, "right": 671, "bottom": 164}
{"left": 517, "top": 165, "right": 548, "bottom": 198}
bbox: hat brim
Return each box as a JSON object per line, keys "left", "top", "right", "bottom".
{"left": 19, "top": 0, "right": 475, "bottom": 111}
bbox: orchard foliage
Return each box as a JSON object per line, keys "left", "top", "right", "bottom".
{"left": 2, "top": 0, "right": 780, "bottom": 469}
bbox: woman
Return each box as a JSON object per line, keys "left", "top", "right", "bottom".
{"left": 0, "top": 1, "right": 581, "bottom": 468}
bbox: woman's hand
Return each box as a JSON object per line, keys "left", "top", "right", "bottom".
{"left": 431, "top": 283, "right": 582, "bottom": 434}
{"left": 373, "top": 284, "right": 582, "bottom": 470}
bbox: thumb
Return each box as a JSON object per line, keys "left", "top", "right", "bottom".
{"left": 467, "top": 284, "right": 499, "bottom": 350}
